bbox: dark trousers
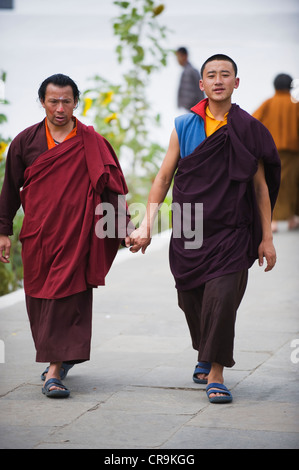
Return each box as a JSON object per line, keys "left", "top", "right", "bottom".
{"left": 177, "top": 270, "right": 248, "bottom": 368}
{"left": 26, "top": 289, "right": 93, "bottom": 363}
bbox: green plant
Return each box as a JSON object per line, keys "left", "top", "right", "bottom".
{"left": 81, "top": 0, "right": 172, "bottom": 212}
{"left": 0, "top": 70, "right": 24, "bottom": 296}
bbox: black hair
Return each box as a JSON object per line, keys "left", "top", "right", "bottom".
{"left": 201, "top": 54, "right": 238, "bottom": 77}
{"left": 176, "top": 47, "right": 188, "bottom": 56}
{"left": 38, "top": 74, "right": 80, "bottom": 102}
{"left": 273, "top": 73, "right": 293, "bottom": 91}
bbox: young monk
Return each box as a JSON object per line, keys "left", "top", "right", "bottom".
{"left": 126, "top": 54, "right": 281, "bottom": 403}
{"left": 0, "top": 74, "right": 131, "bottom": 398}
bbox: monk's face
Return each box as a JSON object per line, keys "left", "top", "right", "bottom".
{"left": 199, "top": 60, "right": 239, "bottom": 104}
{"left": 176, "top": 52, "right": 187, "bottom": 66}
{"left": 41, "top": 84, "right": 77, "bottom": 128}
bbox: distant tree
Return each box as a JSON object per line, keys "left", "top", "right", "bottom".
{"left": 81, "top": 0, "right": 172, "bottom": 208}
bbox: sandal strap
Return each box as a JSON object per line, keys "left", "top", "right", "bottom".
{"left": 206, "top": 382, "right": 231, "bottom": 397}
{"left": 44, "top": 378, "right": 68, "bottom": 392}
{"left": 61, "top": 363, "right": 74, "bottom": 379}
{"left": 193, "top": 362, "right": 211, "bottom": 375}
{"left": 41, "top": 362, "right": 74, "bottom": 381}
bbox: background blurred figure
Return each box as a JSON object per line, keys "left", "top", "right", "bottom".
{"left": 176, "top": 47, "right": 204, "bottom": 112}
{"left": 253, "top": 74, "right": 299, "bottom": 232}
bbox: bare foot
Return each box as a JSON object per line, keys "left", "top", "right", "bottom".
{"left": 196, "top": 372, "right": 209, "bottom": 381}
{"left": 207, "top": 363, "right": 227, "bottom": 398}
{"left": 193, "top": 362, "right": 211, "bottom": 383}
{"left": 44, "top": 362, "right": 66, "bottom": 392}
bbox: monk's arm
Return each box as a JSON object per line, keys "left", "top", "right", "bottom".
{"left": 126, "top": 128, "right": 180, "bottom": 253}
{"left": 253, "top": 160, "right": 276, "bottom": 271}
{"left": 0, "top": 137, "right": 25, "bottom": 264}
{"left": 0, "top": 147, "right": 21, "bottom": 264}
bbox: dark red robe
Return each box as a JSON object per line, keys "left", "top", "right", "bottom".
{"left": 0, "top": 119, "right": 131, "bottom": 362}
{"left": 169, "top": 103, "right": 281, "bottom": 291}
{"left": 1, "top": 119, "right": 130, "bottom": 298}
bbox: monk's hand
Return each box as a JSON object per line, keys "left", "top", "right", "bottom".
{"left": 0, "top": 235, "right": 11, "bottom": 264}
{"left": 125, "top": 226, "right": 151, "bottom": 254}
{"left": 258, "top": 238, "right": 276, "bottom": 272}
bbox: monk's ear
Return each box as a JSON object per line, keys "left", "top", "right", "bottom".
{"left": 199, "top": 80, "right": 204, "bottom": 91}
{"left": 234, "top": 77, "right": 240, "bottom": 89}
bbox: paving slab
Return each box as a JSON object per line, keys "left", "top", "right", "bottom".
{"left": 0, "top": 226, "right": 298, "bottom": 450}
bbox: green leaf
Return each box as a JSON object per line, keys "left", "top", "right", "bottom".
{"left": 0, "top": 114, "right": 8, "bottom": 124}
{"left": 114, "top": 1, "right": 130, "bottom": 8}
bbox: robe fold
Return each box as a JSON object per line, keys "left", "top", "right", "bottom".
{"left": 0, "top": 118, "right": 131, "bottom": 363}
{"left": 170, "top": 103, "right": 281, "bottom": 291}
{"left": 17, "top": 120, "right": 129, "bottom": 299}
{"left": 0, "top": 120, "right": 133, "bottom": 363}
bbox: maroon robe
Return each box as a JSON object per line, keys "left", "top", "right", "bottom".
{"left": 1, "top": 119, "right": 129, "bottom": 298}
{"left": 0, "top": 119, "right": 131, "bottom": 362}
{"left": 169, "top": 104, "right": 281, "bottom": 291}
{"left": 19, "top": 122, "right": 129, "bottom": 298}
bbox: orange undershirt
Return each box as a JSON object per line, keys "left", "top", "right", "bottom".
{"left": 205, "top": 106, "right": 228, "bottom": 137}
{"left": 45, "top": 117, "right": 77, "bottom": 149}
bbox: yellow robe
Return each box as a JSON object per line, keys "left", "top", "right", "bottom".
{"left": 253, "top": 91, "right": 299, "bottom": 219}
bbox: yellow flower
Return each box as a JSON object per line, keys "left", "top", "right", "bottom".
{"left": 0, "top": 141, "right": 8, "bottom": 161}
{"left": 100, "top": 91, "right": 114, "bottom": 106}
{"left": 106, "top": 132, "right": 115, "bottom": 140}
{"left": 152, "top": 4, "right": 165, "bottom": 16}
{"left": 104, "top": 113, "right": 118, "bottom": 124}
{"left": 82, "top": 97, "right": 93, "bottom": 116}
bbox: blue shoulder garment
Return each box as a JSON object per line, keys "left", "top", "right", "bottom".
{"left": 175, "top": 113, "right": 206, "bottom": 158}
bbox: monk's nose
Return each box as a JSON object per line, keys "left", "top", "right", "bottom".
{"left": 57, "top": 102, "right": 64, "bottom": 112}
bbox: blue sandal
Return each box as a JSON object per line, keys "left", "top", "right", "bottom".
{"left": 193, "top": 362, "right": 211, "bottom": 384}
{"left": 41, "top": 363, "right": 74, "bottom": 381}
{"left": 42, "top": 378, "right": 70, "bottom": 398}
{"left": 206, "top": 382, "right": 232, "bottom": 404}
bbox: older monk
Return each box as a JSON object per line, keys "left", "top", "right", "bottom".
{"left": 0, "top": 74, "right": 131, "bottom": 398}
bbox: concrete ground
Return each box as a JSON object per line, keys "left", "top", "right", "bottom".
{"left": 0, "top": 225, "right": 298, "bottom": 450}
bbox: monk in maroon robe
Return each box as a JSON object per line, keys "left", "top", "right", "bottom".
{"left": 0, "top": 74, "right": 131, "bottom": 398}
{"left": 127, "top": 55, "right": 280, "bottom": 404}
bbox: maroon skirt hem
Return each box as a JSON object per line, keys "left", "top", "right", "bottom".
{"left": 177, "top": 270, "right": 248, "bottom": 368}
{"left": 26, "top": 289, "right": 93, "bottom": 364}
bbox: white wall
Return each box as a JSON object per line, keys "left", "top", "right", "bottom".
{"left": 0, "top": 0, "right": 298, "bottom": 149}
